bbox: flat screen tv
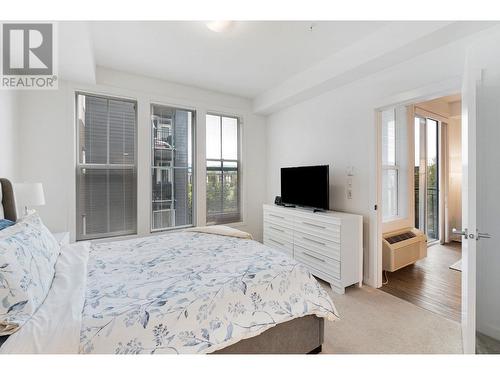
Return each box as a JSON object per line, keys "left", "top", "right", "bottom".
{"left": 280, "top": 165, "right": 329, "bottom": 210}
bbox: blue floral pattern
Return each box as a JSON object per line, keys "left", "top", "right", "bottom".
{"left": 0, "top": 213, "right": 60, "bottom": 333}
{"left": 80, "top": 232, "right": 338, "bottom": 354}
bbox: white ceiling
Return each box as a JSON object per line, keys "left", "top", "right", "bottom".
{"left": 89, "top": 21, "right": 388, "bottom": 98}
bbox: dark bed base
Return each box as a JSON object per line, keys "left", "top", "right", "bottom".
{"left": 308, "top": 345, "right": 322, "bottom": 354}
{"left": 213, "top": 315, "right": 324, "bottom": 354}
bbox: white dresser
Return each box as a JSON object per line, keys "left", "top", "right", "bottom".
{"left": 263, "top": 204, "right": 363, "bottom": 294}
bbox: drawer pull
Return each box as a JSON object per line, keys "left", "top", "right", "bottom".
{"left": 269, "top": 238, "right": 285, "bottom": 246}
{"left": 269, "top": 213, "right": 285, "bottom": 219}
{"left": 269, "top": 225, "right": 285, "bottom": 232}
{"left": 302, "top": 221, "right": 327, "bottom": 229}
{"left": 302, "top": 236, "right": 326, "bottom": 246}
{"left": 302, "top": 251, "right": 326, "bottom": 263}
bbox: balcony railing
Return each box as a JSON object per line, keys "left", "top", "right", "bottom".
{"left": 414, "top": 186, "right": 439, "bottom": 240}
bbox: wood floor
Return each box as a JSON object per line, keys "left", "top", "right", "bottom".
{"left": 380, "top": 241, "right": 462, "bottom": 322}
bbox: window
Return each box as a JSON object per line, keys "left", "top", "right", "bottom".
{"left": 151, "top": 105, "right": 194, "bottom": 231}
{"left": 381, "top": 107, "right": 409, "bottom": 222}
{"left": 382, "top": 109, "right": 398, "bottom": 220}
{"left": 76, "top": 93, "right": 137, "bottom": 240}
{"left": 206, "top": 114, "right": 241, "bottom": 224}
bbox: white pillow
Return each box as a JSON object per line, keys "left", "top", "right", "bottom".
{"left": 0, "top": 212, "right": 60, "bottom": 335}
{"left": 0, "top": 182, "right": 4, "bottom": 220}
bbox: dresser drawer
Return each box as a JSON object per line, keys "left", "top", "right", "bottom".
{"left": 294, "top": 243, "right": 341, "bottom": 279}
{"left": 294, "top": 234, "right": 340, "bottom": 261}
{"left": 263, "top": 219, "right": 293, "bottom": 241}
{"left": 264, "top": 232, "right": 293, "bottom": 258}
{"left": 264, "top": 209, "right": 294, "bottom": 225}
{"left": 294, "top": 227, "right": 341, "bottom": 246}
{"left": 294, "top": 216, "right": 340, "bottom": 240}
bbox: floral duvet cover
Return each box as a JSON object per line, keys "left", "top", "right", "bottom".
{"left": 79, "top": 232, "right": 338, "bottom": 354}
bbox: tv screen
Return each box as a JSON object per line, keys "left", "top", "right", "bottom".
{"left": 280, "top": 165, "right": 329, "bottom": 210}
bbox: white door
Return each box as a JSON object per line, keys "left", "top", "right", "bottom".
{"left": 461, "top": 27, "right": 500, "bottom": 354}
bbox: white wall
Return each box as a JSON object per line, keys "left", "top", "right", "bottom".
{"left": 447, "top": 118, "right": 462, "bottom": 242}
{"left": 15, "top": 84, "right": 74, "bottom": 229}
{"left": 15, "top": 67, "right": 267, "bottom": 241}
{"left": 0, "top": 91, "right": 19, "bottom": 181}
{"left": 265, "top": 40, "right": 468, "bottom": 286}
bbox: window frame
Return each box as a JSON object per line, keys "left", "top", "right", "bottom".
{"left": 414, "top": 115, "right": 440, "bottom": 238}
{"left": 75, "top": 91, "right": 138, "bottom": 241}
{"left": 205, "top": 112, "right": 242, "bottom": 225}
{"left": 381, "top": 108, "right": 400, "bottom": 222}
{"left": 149, "top": 103, "right": 196, "bottom": 233}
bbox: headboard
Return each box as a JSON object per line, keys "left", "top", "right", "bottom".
{"left": 0, "top": 178, "right": 17, "bottom": 222}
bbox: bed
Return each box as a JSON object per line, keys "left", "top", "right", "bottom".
{"left": 0, "top": 178, "right": 338, "bottom": 354}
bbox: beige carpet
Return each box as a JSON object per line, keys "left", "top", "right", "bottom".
{"left": 320, "top": 281, "right": 463, "bottom": 354}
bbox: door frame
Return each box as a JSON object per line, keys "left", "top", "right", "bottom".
{"left": 373, "top": 78, "right": 461, "bottom": 289}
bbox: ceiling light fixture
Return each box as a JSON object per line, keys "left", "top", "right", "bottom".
{"left": 206, "top": 21, "right": 233, "bottom": 33}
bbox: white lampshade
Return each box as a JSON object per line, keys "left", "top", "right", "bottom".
{"left": 14, "top": 183, "right": 46, "bottom": 214}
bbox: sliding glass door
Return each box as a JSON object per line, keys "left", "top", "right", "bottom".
{"left": 414, "top": 116, "right": 439, "bottom": 241}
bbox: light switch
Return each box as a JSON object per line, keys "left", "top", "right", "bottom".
{"left": 347, "top": 176, "right": 353, "bottom": 200}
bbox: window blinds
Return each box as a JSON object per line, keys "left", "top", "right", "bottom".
{"left": 76, "top": 94, "right": 137, "bottom": 240}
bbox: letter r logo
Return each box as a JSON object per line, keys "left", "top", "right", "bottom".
{"left": 2, "top": 23, "right": 53, "bottom": 75}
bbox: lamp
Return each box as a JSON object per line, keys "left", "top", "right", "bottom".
{"left": 14, "top": 183, "right": 45, "bottom": 216}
